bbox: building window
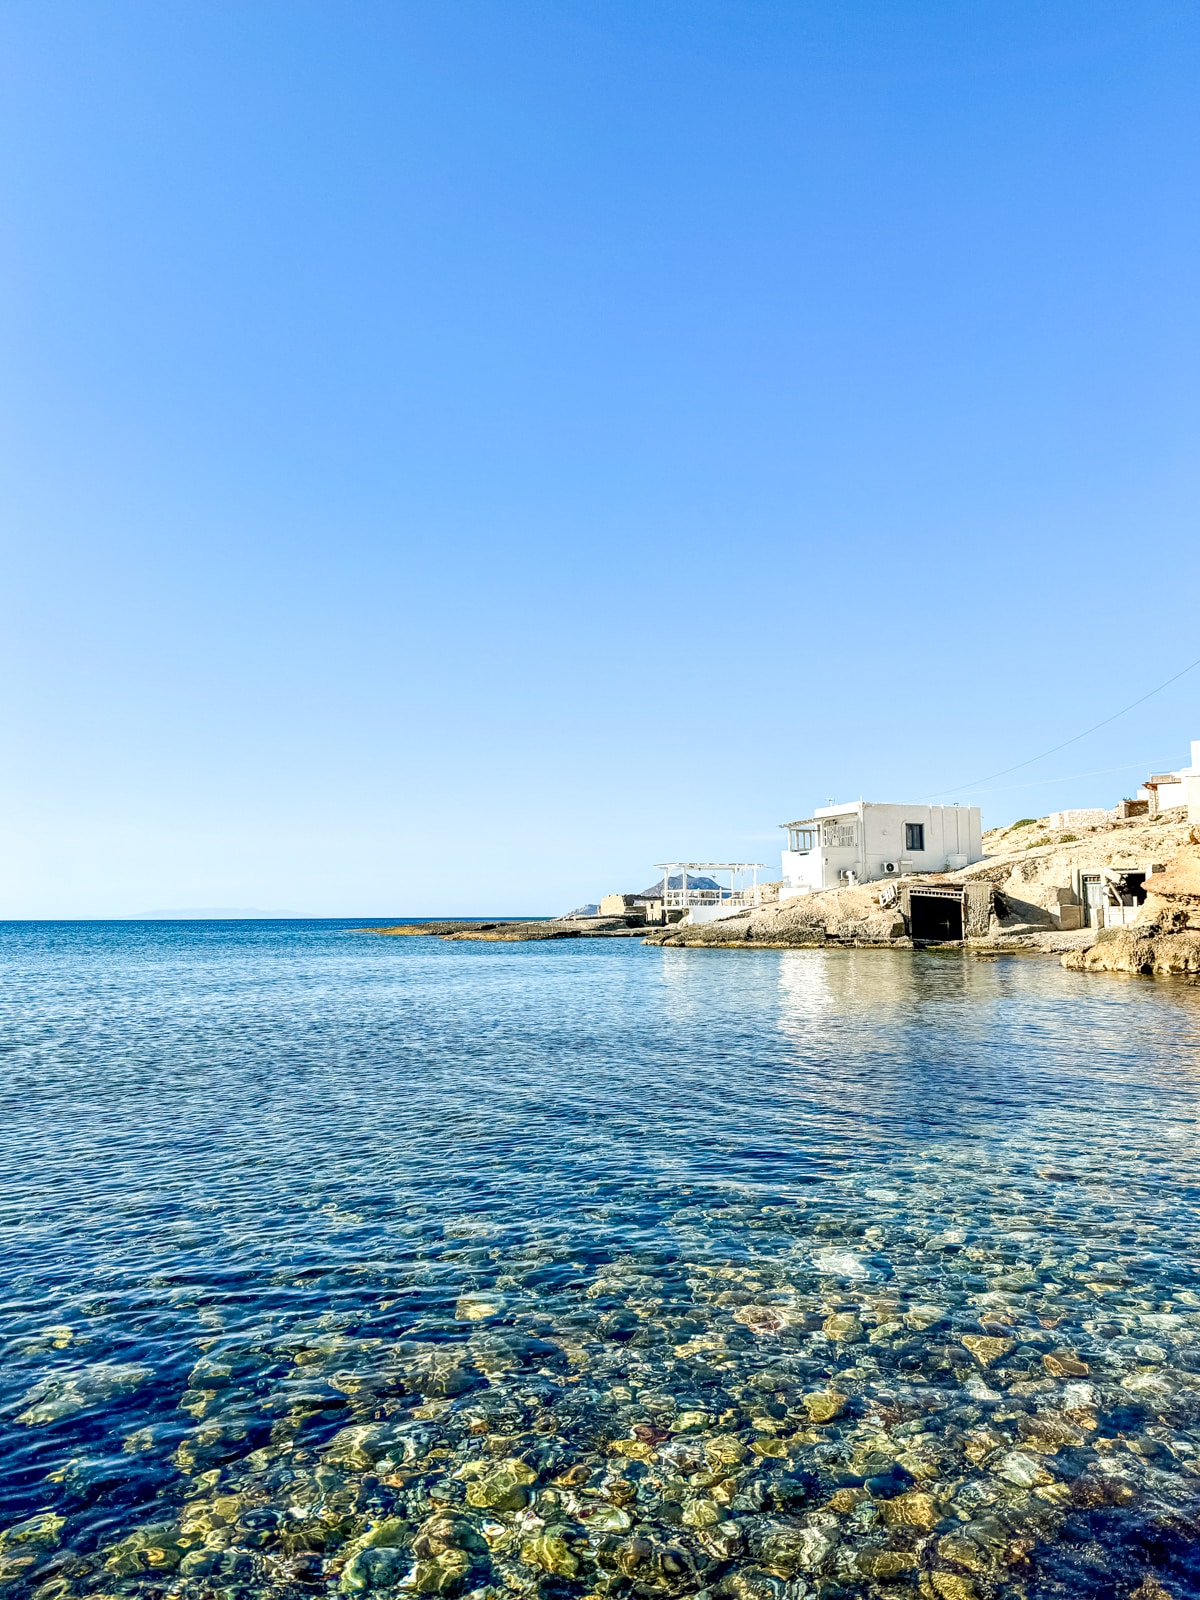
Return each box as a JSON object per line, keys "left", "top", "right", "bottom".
{"left": 905, "top": 822, "right": 925, "bottom": 852}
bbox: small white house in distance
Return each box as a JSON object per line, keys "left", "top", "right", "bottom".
{"left": 780, "top": 801, "right": 983, "bottom": 898}
{"left": 1139, "top": 740, "right": 1200, "bottom": 822}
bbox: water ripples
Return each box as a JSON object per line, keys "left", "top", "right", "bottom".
{"left": 1, "top": 924, "right": 1200, "bottom": 1599}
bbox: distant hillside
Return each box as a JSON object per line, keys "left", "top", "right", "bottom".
{"left": 635, "top": 873, "right": 720, "bottom": 896}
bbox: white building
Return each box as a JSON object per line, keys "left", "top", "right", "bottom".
{"left": 1138, "top": 740, "right": 1200, "bottom": 822}
{"left": 780, "top": 801, "right": 983, "bottom": 899}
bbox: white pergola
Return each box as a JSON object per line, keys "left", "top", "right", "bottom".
{"left": 652, "top": 861, "right": 766, "bottom": 912}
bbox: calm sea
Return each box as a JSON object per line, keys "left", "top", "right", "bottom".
{"left": 2, "top": 921, "right": 1200, "bottom": 1599}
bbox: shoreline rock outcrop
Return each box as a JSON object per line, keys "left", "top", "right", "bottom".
{"left": 647, "top": 807, "right": 1195, "bottom": 956}
{"left": 958, "top": 808, "right": 1193, "bottom": 933}
{"left": 1062, "top": 836, "right": 1200, "bottom": 978}
{"left": 365, "top": 917, "right": 646, "bottom": 942}
{"left": 643, "top": 883, "right": 910, "bottom": 949}
{"left": 364, "top": 811, "right": 1200, "bottom": 971}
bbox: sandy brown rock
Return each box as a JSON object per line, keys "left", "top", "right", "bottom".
{"left": 643, "top": 884, "right": 908, "bottom": 949}
{"left": 1062, "top": 842, "right": 1200, "bottom": 977}
{"left": 1062, "top": 926, "right": 1200, "bottom": 977}
{"left": 1140, "top": 841, "right": 1200, "bottom": 918}
{"left": 968, "top": 811, "right": 1193, "bottom": 932}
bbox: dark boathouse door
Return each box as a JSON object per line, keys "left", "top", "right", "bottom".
{"left": 908, "top": 889, "right": 964, "bottom": 942}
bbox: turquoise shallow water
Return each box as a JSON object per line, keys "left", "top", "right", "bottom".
{"left": 3, "top": 922, "right": 1200, "bottom": 1600}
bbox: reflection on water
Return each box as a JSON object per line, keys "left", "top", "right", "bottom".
{"left": 776, "top": 952, "right": 838, "bottom": 1026}
{"left": 2, "top": 924, "right": 1200, "bottom": 1600}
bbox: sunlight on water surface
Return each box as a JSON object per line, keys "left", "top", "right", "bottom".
{"left": 2, "top": 923, "right": 1200, "bottom": 1600}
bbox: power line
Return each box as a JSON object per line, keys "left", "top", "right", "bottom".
{"left": 926, "top": 654, "right": 1200, "bottom": 800}
{"left": 959, "top": 758, "right": 1179, "bottom": 799}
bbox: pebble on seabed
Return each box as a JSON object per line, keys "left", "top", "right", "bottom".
{"left": 5, "top": 1155, "right": 1200, "bottom": 1600}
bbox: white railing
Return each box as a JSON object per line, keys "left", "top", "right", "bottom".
{"left": 663, "top": 887, "right": 768, "bottom": 911}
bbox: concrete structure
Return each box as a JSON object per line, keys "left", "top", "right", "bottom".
{"left": 1071, "top": 864, "right": 1168, "bottom": 930}
{"left": 1137, "top": 741, "right": 1200, "bottom": 822}
{"left": 653, "top": 862, "right": 767, "bottom": 924}
{"left": 598, "top": 891, "right": 675, "bottom": 925}
{"left": 599, "top": 874, "right": 730, "bottom": 926}
{"left": 599, "top": 892, "right": 652, "bottom": 921}
{"left": 1047, "top": 808, "right": 1110, "bottom": 830}
{"left": 780, "top": 801, "right": 982, "bottom": 899}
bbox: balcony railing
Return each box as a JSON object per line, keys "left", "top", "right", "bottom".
{"left": 663, "top": 886, "right": 768, "bottom": 911}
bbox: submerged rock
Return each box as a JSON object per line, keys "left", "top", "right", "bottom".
{"left": 102, "top": 1523, "right": 185, "bottom": 1575}
{"left": 519, "top": 1523, "right": 582, "bottom": 1577}
{"left": 16, "top": 1093, "right": 1200, "bottom": 1600}
{"left": 961, "top": 1336, "right": 1014, "bottom": 1369}
{"left": 462, "top": 1459, "right": 537, "bottom": 1512}
{"left": 800, "top": 1390, "right": 846, "bottom": 1424}
{"left": 0, "top": 1514, "right": 65, "bottom": 1550}
{"left": 16, "top": 1364, "right": 154, "bottom": 1425}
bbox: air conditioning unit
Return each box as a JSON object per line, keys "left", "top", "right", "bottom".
{"left": 880, "top": 860, "right": 899, "bottom": 875}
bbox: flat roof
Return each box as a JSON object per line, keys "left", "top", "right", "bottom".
{"left": 813, "top": 801, "right": 971, "bottom": 817}
{"left": 783, "top": 802, "right": 975, "bottom": 824}
{"left": 784, "top": 800, "right": 979, "bottom": 825}
{"left": 652, "top": 861, "right": 765, "bottom": 871}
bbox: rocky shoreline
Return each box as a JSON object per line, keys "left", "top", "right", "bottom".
{"left": 646, "top": 811, "right": 1199, "bottom": 971}
{"left": 365, "top": 919, "right": 647, "bottom": 943}
{"left": 364, "top": 812, "right": 1200, "bottom": 980}
{"left": 1062, "top": 840, "right": 1200, "bottom": 978}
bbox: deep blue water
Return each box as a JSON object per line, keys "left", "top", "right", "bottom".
{"left": 2, "top": 921, "right": 1200, "bottom": 1599}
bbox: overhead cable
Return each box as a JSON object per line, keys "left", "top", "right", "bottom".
{"left": 926, "top": 654, "right": 1200, "bottom": 800}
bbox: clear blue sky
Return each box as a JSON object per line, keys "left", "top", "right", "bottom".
{"left": 2, "top": 1, "right": 1198, "bottom": 916}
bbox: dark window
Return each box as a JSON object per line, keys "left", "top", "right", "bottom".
{"left": 905, "top": 822, "right": 925, "bottom": 852}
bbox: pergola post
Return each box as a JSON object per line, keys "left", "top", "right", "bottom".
{"left": 651, "top": 862, "right": 766, "bottom": 915}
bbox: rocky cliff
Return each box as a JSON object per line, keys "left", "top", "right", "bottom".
{"left": 958, "top": 809, "right": 1193, "bottom": 932}
{"left": 1062, "top": 836, "right": 1200, "bottom": 977}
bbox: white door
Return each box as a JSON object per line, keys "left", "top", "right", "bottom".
{"left": 1081, "top": 875, "right": 1105, "bottom": 929}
